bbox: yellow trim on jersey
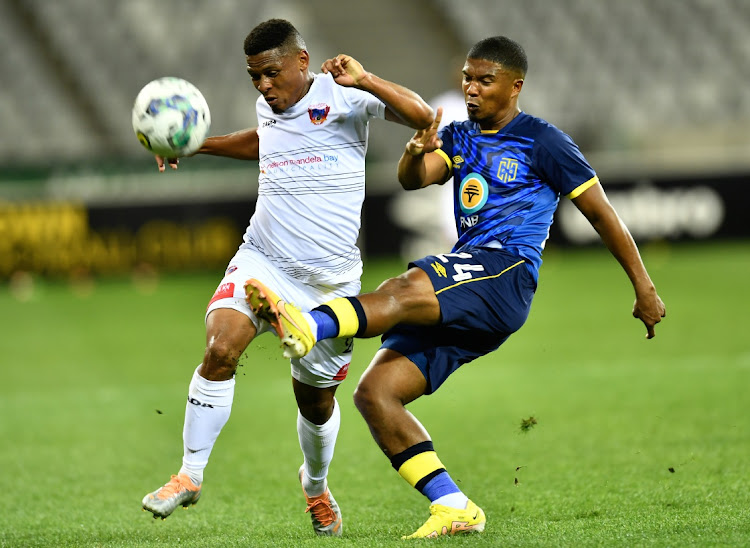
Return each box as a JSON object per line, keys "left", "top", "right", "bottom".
{"left": 435, "top": 260, "right": 526, "bottom": 295}
{"left": 434, "top": 149, "right": 453, "bottom": 170}
{"left": 480, "top": 129, "right": 499, "bottom": 134}
{"left": 397, "top": 451, "right": 445, "bottom": 487}
{"left": 566, "top": 175, "right": 600, "bottom": 199}
{"left": 326, "top": 298, "right": 359, "bottom": 338}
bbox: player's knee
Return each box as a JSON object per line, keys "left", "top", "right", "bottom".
{"left": 370, "top": 277, "right": 411, "bottom": 317}
{"left": 298, "top": 398, "right": 334, "bottom": 425}
{"left": 379, "top": 268, "right": 434, "bottom": 303}
{"left": 201, "top": 338, "right": 242, "bottom": 380}
{"left": 376, "top": 274, "right": 412, "bottom": 299}
{"left": 352, "top": 383, "right": 371, "bottom": 418}
{"left": 353, "top": 378, "right": 386, "bottom": 419}
{"left": 294, "top": 381, "right": 337, "bottom": 424}
{"left": 375, "top": 270, "right": 438, "bottom": 323}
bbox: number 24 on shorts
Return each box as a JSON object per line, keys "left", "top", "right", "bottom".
{"left": 435, "top": 253, "right": 485, "bottom": 282}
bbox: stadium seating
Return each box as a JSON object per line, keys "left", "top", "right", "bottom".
{"left": 433, "top": 0, "right": 750, "bottom": 152}
{"left": 0, "top": 0, "right": 749, "bottom": 164}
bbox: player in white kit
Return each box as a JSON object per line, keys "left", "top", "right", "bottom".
{"left": 140, "top": 19, "right": 433, "bottom": 536}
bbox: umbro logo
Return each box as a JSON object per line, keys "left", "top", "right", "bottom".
{"left": 431, "top": 261, "right": 447, "bottom": 277}
{"left": 262, "top": 119, "right": 276, "bottom": 128}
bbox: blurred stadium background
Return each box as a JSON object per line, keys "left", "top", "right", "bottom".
{"left": 2, "top": 3, "right": 750, "bottom": 545}
{"left": 1, "top": 0, "right": 749, "bottom": 282}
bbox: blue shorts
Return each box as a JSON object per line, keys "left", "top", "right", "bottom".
{"left": 381, "top": 248, "right": 536, "bottom": 394}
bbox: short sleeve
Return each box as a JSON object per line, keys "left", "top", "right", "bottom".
{"left": 344, "top": 86, "right": 386, "bottom": 121}
{"left": 533, "top": 127, "right": 598, "bottom": 198}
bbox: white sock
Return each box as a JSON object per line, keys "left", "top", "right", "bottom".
{"left": 179, "top": 366, "right": 235, "bottom": 485}
{"left": 433, "top": 492, "right": 469, "bottom": 509}
{"left": 297, "top": 398, "right": 340, "bottom": 497}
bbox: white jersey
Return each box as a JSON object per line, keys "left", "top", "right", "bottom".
{"left": 240, "top": 72, "right": 386, "bottom": 284}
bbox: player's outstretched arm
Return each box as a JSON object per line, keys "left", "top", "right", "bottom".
{"left": 321, "top": 54, "right": 433, "bottom": 129}
{"left": 154, "top": 128, "right": 260, "bottom": 171}
{"left": 572, "top": 183, "right": 666, "bottom": 338}
{"left": 397, "top": 108, "right": 450, "bottom": 190}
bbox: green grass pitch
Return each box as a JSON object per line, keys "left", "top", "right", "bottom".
{"left": 1, "top": 241, "right": 749, "bottom": 547}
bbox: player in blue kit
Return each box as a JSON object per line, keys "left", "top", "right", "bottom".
{"left": 246, "top": 35, "right": 666, "bottom": 539}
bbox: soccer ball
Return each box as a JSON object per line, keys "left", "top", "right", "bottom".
{"left": 132, "top": 77, "right": 211, "bottom": 158}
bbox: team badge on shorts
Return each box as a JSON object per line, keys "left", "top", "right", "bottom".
{"left": 308, "top": 104, "right": 330, "bottom": 125}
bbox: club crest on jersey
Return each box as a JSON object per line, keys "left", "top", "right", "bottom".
{"left": 308, "top": 103, "right": 330, "bottom": 125}
{"left": 497, "top": 158, "right": 519, "bottom": 183}
{"left": 459, "top": 172, "right": 488, "bottom": 215}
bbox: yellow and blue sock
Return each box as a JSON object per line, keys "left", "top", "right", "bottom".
{"left": 390, "top": 441, "right": 468, "bottom": 509}
{"left": 308, "top": 297, "right": 367, "bottom": 341}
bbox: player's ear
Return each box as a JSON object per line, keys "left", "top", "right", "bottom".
{"left": 298, "top": 49, "right": 310, "bottom": 71}
{"left": 512, "top": 78, "right": 524, "bottom": 97}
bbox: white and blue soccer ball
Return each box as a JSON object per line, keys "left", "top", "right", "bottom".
{"left": 132, "top": 77, "right": 211, "bottom": 158}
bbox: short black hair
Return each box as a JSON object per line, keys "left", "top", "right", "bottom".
{"left": 243, "top": 19, "right": 306, "bottom": 56}
{"left": 467, "top": 36, "right": 527, "bottom": 77}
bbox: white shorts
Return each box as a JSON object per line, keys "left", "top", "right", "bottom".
{"left": 206, "top": 247, "right": 361, "bottom": 388}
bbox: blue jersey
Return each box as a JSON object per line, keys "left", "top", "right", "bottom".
{"left": 436, "top": 112, "right": 598, "bottom": 278}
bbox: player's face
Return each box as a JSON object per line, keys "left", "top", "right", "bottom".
{"left": 462, "top": 58, "right": 523, "bottom": 127}
{"left": 247, "top": 48, "right": 311, "bottom": 113}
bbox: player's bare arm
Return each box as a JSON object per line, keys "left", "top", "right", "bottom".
{"left": 321, "top": 54, "right": 433, "bottom": 129}
{"left": 572, "top": 183, "right": 666, "bottom": 338}
{"left": 155, "top": 128, "right": 260, "bottom": 171}
{"left": 397, "top": 108, "right": 450, "bottom": 190}
{"left": 197, "top": 128, "right": 260, "bottom": 161}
